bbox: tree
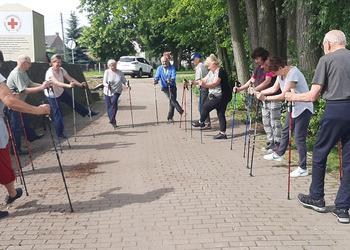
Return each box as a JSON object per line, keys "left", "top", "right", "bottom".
{"left": 65, "top": 11, "right": 91, "bottom": 65}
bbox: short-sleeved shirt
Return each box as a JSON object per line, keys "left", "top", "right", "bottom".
{"left": 0, "top": 74, "right": 9, "bottom": 148}
{"left": 6, "top": 67, "right": 33, "bottom": 101}
{"left": 312, "top": 48, "right": 350, "bottom": 100}
{"left": 195, "top": 62, "right": 208, "bottom": 81}
{"left": 103, "top": 69, "right": 127, "bottom": 96}
{"left": 44, "top": 67, "right": 67, "bottom": 98}
{"left": 253, "top": 65, "right": 280, "bottom": 95}
{"left": 278, "top": 67, "right": 313, "bottom": 118}
{"left": 206, "top": 68, "right": 232, "bottom": 101}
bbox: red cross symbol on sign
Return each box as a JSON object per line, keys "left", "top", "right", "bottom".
{"left": 7, "top": 18, "right": 18, "bottom": 29}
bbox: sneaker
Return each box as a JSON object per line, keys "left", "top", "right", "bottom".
{"left": 91, "top": 111, "right": 99, "bottom": 116}
{"left": 290, "top": 167, "right": 309, "bottom": 177}
{"left": 5, "top": 188, "right": 23, "bottom": 204}
{"left": 332, "top": 208, "right": 350, "bottom": 223}
{"left": 261, "top": 141, "right": 274, "bottom": 152}
{"left": 11, "top": 149, "right": 29, "bottom": 156}
{"left": 213, "top": 133, "right": 227, "bottom": 139}
{"left": 0, "top": 211, "right": 9, "bottom": 219}
{"left": 297, "top": 193, "right": 326, "bottom": 212}
{"left": 167, "top": 118, "right": 174, "bottom": 123}
{"left": 263, "top": 152, "right": 283, "bottom": 161}
{"left": 268, "top": 142, "right": 280, "bottom": 153}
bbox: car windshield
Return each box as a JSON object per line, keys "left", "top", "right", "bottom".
{"left": 119, "top": 57, "right": 135, "bottom": 62}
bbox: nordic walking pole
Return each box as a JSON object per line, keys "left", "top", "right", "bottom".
{"left": 190, "top": 81, "right": 193, "bottom": 138}
{"left": 250, "top": 99, "right": 260, "bottom": 176}
{"left": 19, "top": 112, "right": 35, "bottom": 170}
{"left": 184, "top": 83, "right": 188, "bottom": 132}
{"left": 45, "top": 115, "right": 74, "bottom": 212}
{"left": 339, "top": 141, "right": 342, "bottom": 183}
{"left": 167, "top": 78, "right": 174, "bottom": 124}
{"left": 199, "top": 83, "right": 203, "bottom": 144}
{"left": 71, "top": 84, "right": 77, "bottom": 142}
{"left": 243, "top": 82, "right": 253, "bottom": 157}
{"left": 287, "top": 99, "right": 293, "bottom": 200}
{"left": 4, "top": 108, "right": 29, "bottom": 196}
{"left": 230, "top": 81, "right": 240, "bottom": 150}
{"left": 127, "top": 80, "right": 134, "bottom": 128}
{"left": 108, "top": 82, "right": 116, "bottom": 130}
{"left": 46, "top": 89, "right": 63, "bottom": 152}
{"left": 50, "top": 85, "right": 71, "bottom": 148}
{"left": 179, "top": 84, "right": 185, "bottom": 128}
{"left": 83, "top": 84, "right": 95, "bottom": 138}
{"left": 154, "top": 83, "right": 159, "bottom": 125}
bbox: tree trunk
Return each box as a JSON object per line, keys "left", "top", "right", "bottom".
{"left": 227, "top": 0, "right": 250, "bottom": 83}
{"left": 215, "top": 34, "right": 231, "bottom": 75}
{"left": 275, "top": 0, "right": 286, "bottom": 58}
{"left": 257, "top": 0, "right": 277, "bottom": 55}
{"left": 245, "top": 0, "right": 259, "bottom": 50}
{"left": 296, "top": 0, "right": 321, "bottom": 71}
{"left": 286, "top": 9, "right": 297, "bottom": 65}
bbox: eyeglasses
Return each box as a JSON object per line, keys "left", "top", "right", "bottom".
{"left": 322, "top": 41, "right": 331, "bottom": 49}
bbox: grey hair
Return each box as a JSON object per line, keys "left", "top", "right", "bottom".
{"left": 324, "top": 30, "right": 347, "bottom": 45}
{"left": 107, "top": 59, "right": 117, "bottom": 68}
{"left": 18, "top": 54, "right": 31, "bottom": 65}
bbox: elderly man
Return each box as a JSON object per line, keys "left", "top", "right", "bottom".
{"left": 0, "top": 73, "right": 50, "bottom": 219}
{"left": 6, "top": 55, "right": 49, "bottom": 155}
{"left": 154, "top": 55, "right": 183, "bottom": 122}
{"left": 286, "top": 30, "right": 350, "bottom": 224}
{"left": 187, "top": 53, "right": 211, "bottom": 129}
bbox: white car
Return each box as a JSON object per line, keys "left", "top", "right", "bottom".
{"left": 117, "top": 56, "right": 153, "bottom": 78}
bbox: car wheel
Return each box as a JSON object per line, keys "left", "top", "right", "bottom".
{"left": 137, "top": 69, "right": 143, "bottom": 78}
{"left": 148, "top": 69, "right": 153, "bottom": 78}
{"left": 131, "top": 74, "right": 135, "bottom": 78}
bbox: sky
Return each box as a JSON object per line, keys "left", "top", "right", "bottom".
{"left": 2, "top": 0, "right": 90, "bottom": 37}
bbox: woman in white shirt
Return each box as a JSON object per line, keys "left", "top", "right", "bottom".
{"left": 45, "top": 54, "right": 98, "bottom": 137}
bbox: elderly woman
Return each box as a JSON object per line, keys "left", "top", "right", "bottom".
{"left": 103, "top": 59, "right": 128, "bottom": 127}
{"left": 44, "top": 54, "right": 98, "bottom": 138}
{"left": 191, "top": 54, "right": 232, "bottom": 139}
{"left": 254, "top": 56, "right": 313, "bottom": 178}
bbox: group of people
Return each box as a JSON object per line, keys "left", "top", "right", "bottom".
{"left": 1, "top": 29, "right": 349, "bottom": 224}
{"left": 0, "top": 52, "right": 98, "bottom": 218}
{"left": 152, "top": 30, "right": 350, "bottom": 224}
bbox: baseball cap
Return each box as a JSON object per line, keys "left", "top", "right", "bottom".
{"left": 190, "top": 53, "right": 202, "bottom": 61}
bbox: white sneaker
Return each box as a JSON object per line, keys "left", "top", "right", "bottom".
{"left": 263, "top": 152, "right": 283, "bottom": 162}
{"left": 290, "top": 167, "right": 309, "bottom": 178}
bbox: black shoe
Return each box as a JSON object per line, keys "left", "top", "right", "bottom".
{"left": 261, "top": 141, "right": 274, "bottom": 152}
{"left": 192, "top": 121, "right": 204, "bottom": 127}
{"left": 11, "top": 149, "right": 29, "bottom": 155}
{"left": 91, "top": 111, "right": 99, "bottom": 116}
{"left": 109, "top": 120, "right": 118, "bottom": 127}
{"left": 332, "top": 208, "right": 350, "bottom": 223}
{"left": 5, "top": 188, "right": 23, "bottom": 204}
{"left": 213, "top": 133, "right": 227, "bottom": 139}
{"left": 297, "top": 193, "right": 326, "bottom": 212}
{"left": 28, "top": 133, "right": 45, "bottom": 142}
{"left": 0, "top": 211, "right": 9, "bottom": 219}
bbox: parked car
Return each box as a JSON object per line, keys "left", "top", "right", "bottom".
{"left": 117, "top": 56, "right": 153, "bottom": 78}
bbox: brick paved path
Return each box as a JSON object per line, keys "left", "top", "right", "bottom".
{"left": 1, "top": 78, "right": 349, "bottom": 249}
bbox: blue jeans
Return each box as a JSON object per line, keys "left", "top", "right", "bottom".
{"left": 276, "top": 109, "right": 312, "bottom": 169}
{"left": 47, "top": 90, "right": 89, "bottom": 136}
{"left": 105, "top": 93, "right": 121, "bottom": 123}
{"left": 8, "top": 110, "right": 38, "bottom": 150}
{"left": 309, "top": 100, "right": 350, "bottom": 210}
